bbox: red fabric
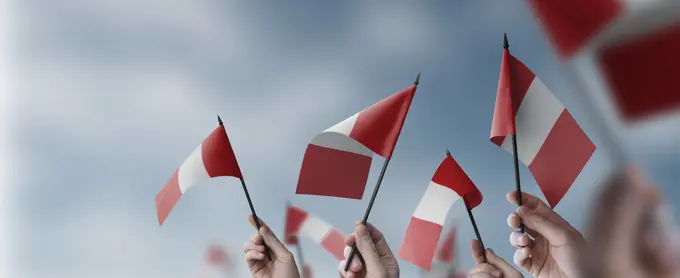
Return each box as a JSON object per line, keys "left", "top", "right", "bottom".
{"left": 397, "top": 216, "right": 443, "bottom": 270}
{"left": 526, "top": 0, "right": 622, "bottom": 59}
{"left": 490, "top": 52, "right": 536, "bottom": 146}
{"left": 296, "top": 144, "right": 372, "bottom": 199}
{"left": 206, "top": 245, "right": 229, "bottom": 265}
{"left": 432, "top": 156, "right": 483, "bottom": 209}
{"left": 529, "top": 110, "right": 596, "bottom": 207}
{"left": 435, "top": 228, "right": 456, "bottom": 263}
{"left": 491, "top": 50, "right": 517, "bottom": 145}
{"left": 321, "top": 229, "right": 346, "bottom": 260}
{"left": 202, "top": 125, "right": 243, "bottom": 178}
{"left": 598, "top": 23, "right": 680, "bottom": 121}
{"left": 155, "top": 169, "right": 182, "bottom": 226}
{"left": 350, "top": 85, "right": 417, "bottom": 158}
{"left": 284, "top": 206, "right": 308, "bottom": 245}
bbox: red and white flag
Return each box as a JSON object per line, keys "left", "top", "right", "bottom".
{"left": 397, "top": 155, "right": 482, "bottom": 270}
{"left": 296, "top": 82, "right": 417, "bottom": 199}
{"left": 526, "top": 0, "right": 680, "bottom": 122}
{"left": 490, "top": 49, "right": 596, "bottom": 208}
{"left": 284, "top": 205, "right": 346, "bottom": 260}
{"left": 155, "top": 122, "right": 242, "bottom": 226}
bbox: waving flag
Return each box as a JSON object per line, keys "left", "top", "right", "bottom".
{"left": 397, "top": 156, "right": 482, "bottom": 270}
{"left": 526, "top": 0, "right": 680, "bottom": 122}
{"left": 490, "top": 50, "right": 596, "bottom": 208}
{"left": 199, "top": 244, "right": 231, "bottom": 278}
{"left": 296, "top": 83, "right": 417, "bottom": 199}
{"left": 284, "top": 205, "right": 346, "bottom": 260}
{"left": 155, "top": 121, "right": 242, "bottom": 226}
{"left": 420, "top": 227, "right": 458, "bottom": 278}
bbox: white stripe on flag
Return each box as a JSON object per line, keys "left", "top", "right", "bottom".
{"left": 412, "top": 181, "right": 461, "bottom": 225}
{"left": 501, "top": 78, "right": 565, "bottom": 165}
{"left": 178, "top": 144, "right": 209, "bottom": 193}
{"left": 300, "top": 216, "right": 333, "bottom": 244}
{"left": 325, "top": 113, "right": 358, "bottom": 135}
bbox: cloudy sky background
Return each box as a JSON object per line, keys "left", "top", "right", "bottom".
{"left": 5, "top": 0, "right": 680, "bottom": 277}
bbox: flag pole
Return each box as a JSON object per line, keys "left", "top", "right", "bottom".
{"left": 218, "top": 115, "right": 271, "bottom": 261}
{"left": 446, "top": 149, "right": 487, "bottom": 263}
{"left": 295, "top": 243, "right": 305, "bottom": 277}
{"left": 343, "top": 72, "right": 421, "bottom": 271}
{"left": 504, "top": 34, "right": 525, "bottom": 233}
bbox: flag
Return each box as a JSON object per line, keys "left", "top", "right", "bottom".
{"left": 435, "top": 228, "right": 455, "bottom": 263}
{"left": 397, "top": 155, "right": 482, "bottom": 270}
{"left": 155, "top": 123, "right": 242, "bottom": 226}
{"left": 526, "top": 0, "right": 680, "bottom": 122}
{"left": 296, "top": 84, "right": 417, "bottom": 199}
{"left": 490, "top": 51, "right": 596, "bottom": 208}
{"left": 284, "top": 205, "right": 346, "bottom": 260}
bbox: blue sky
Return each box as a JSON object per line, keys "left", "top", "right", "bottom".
{"left": 10, "top": 1, "right": 680, "bottom": 277}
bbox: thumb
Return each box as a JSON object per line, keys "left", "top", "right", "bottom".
{"left": 486, "top": 248, "right": 519, "bottom": 275}
{"left": 517, "top": 206, "right": 570, "bottom": 245}
{"left": 248, "top": 215, "right": 288, "bottom": 255}
{"left": 354, "top": 224, "right": 382, "bottom": 269}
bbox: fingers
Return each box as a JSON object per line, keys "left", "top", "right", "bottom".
{"left": 507, "top": 190, "right": 568, "bottom": 225}
{"left": 338, "top": 260, "right": 359, "bottom": 278}
{"left": 245, "top": 250, "right": 265, "bottom": 264}
{"left": 343, "top": 246, "right": 363, "bottom": 272}
{"left": 243, "top": 234, "right": 265, "bottom": 253}
{"left": 517, "top": 205, "right": 571, "bottom": 245}
{"left": 513, "top": 247, "right": 532, "bottom": 270}
{"left": 247, "top": 215, "right": 289, "bottom": 256}
{"left": 486, "top": 248, "right": 521, "bottom": 276}
{"left": 354, "top": 224, "right": 384, "bottom": 275}
{"left": 470, "top": 239, "right": 485, "bottom": 264}
{"left": 507, "top": 213, "right": 539, "bottom": 237}
{"left": 469, "top": 263, "right": 502, "bottom": 278}
{"left": 509, "top": 231, "right": 532, "bottom": 248}
{"left": 356, "top": 221, "right": 393, "bottom": 257}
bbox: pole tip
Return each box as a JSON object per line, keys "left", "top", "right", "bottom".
{"left": 217, "top": 115, "right": 223, "bottom": 126}
{"left": 445, "top": 148, "right": 451, "bottom": 157}
{"left": 503, "top": 33, "right": 509, "bottom": 50}
{"left": 414, "top": 72, "right": 421, "bottom": 86}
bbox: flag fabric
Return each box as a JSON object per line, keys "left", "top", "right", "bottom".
{"left": 155, "top": 124, "right": 242, "bottom": 226}
{"left": 490, "top": 52, "right": 596, "bottom": 208}
{"left": 397, "top": 155, "right": 482, "bottom": 270}
{"left": 420, "top": 227, "right": 458, "bottom": 278}
{"left": 296, "top": 84, "right": 417, "bottom": 199}
{"left": 284, "top": 205, "right": 346, "bottom": 260}
{"left": 526, "top": 0, "right": 680, "bottom": 122}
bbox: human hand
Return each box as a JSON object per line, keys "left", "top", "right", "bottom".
{"left": 581, "top": 166, "right": 680, "bottom": 278}
{"left": 506, "top": 191, "right": 584, "bottom": 278}
{"left": 469, "top": 239, "right": 523, "bottom": 278}
{"left": 338, "top": 222, "right": 399, "bottom": 278}
{"left": 243, "top": 215, "right": 300, "bottom": 278}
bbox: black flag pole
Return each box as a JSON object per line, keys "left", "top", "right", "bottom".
{"left": 446, "top": 149, "right": 487, "bottom": 263}
{"left": 218, "top": 115, "right": 272, "bottom": 261}
{"left": 343, "top": 72, "right": 420, "bottom": 271}
{"left": 504, "top": 34, "right": 525, "bottom": 233}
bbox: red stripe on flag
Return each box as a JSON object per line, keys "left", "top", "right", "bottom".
{"left": 509, "top": 55, "right": 535, "bottom": 113}
{"left": 397, "top": 216, "right": 443, "bottom": 270}
{"left": 598, "top": 22, "right": 680, "bottom": 121}
{"left": 432, "top": 156, "right": 483, "bottom": 209}
{"left": 350, "top": 85, "right": 416, "bottom": 158}
{"left": 296, "top": 144, "right": 372, "bottom": 199}
{"left": 526, "top": 0, "right": 622, "bottom": 59}
{"left": 155, "top": 169, "right": 182, "bottom": 226}
{"left": 321, "top": 229, "right": 346, "bottom": 260}
{"left": 491, "top": 50, "right": 517, "bottom": 145}
{"left": 202, "top": 126, "right": 243, "bottom": 179}
{"left": 529, "top": 110, "right": 596, "bottom": 207}
{"left": 435, "top": 229, "right": 455, "bottom": 263}
{"left": 284, "top": 206, "right": 308, "bottom": 245}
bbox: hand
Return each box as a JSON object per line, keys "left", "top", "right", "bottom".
{"left": 338, "top": 222, "right": 399, "bottom": 278}
{"left": 506, "top": 191, "right": 583, "bottom": 278}
{"left": 243, "top": 215, "right": 300, "bottom": 278}
{"left": 581, "top": 166, "right": 680, "bottom": 278}
{"left": 469, "top": 239, "right": 523, "bottom": 278}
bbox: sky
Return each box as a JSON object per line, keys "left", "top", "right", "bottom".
{"left": 6, "top": 0, "right": 680, "bottom": 277}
